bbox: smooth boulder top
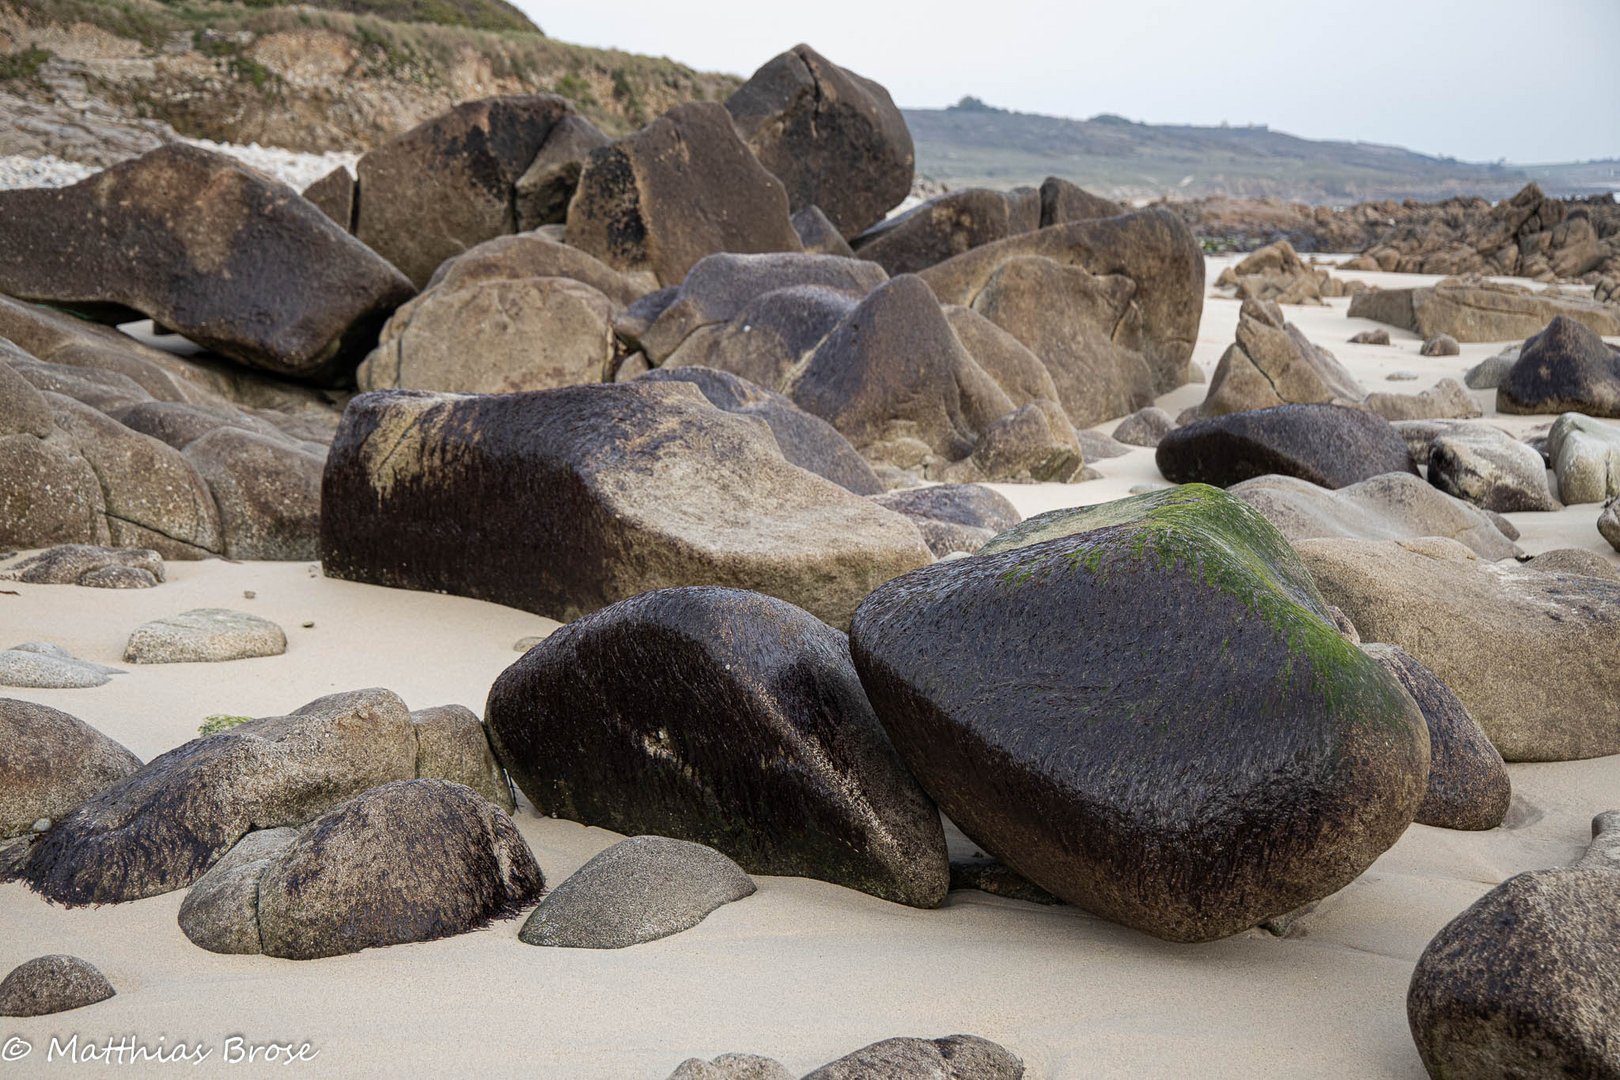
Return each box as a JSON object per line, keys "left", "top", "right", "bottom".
{"left": 519, "top": 835, "right": 756, "bottom": 949}
{"left": 485, "top": 586, "right": 950, "bottom": 908}
{"left": 1547, "top": 412, "right": 1620, "bottom": 504}
{"left": 0, "top": 955, "right": 115, "bottom": 1017}
{"left": 123, "top": 608, "right": 287, "bottom": 664}
{"left": 0, "top": 698, "right": 141, "bottom": 839}
{"left": 1157, "top": 403, "right": 1418, "bottom": 490}
{"left": 851, "top": 484, "right": 1429, "bottom": 942}
{"left": 0, "top": 144, "right": 414, "bottom": 383}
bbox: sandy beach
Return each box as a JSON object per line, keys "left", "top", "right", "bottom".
{"left": 2, "top": 257, "right": 1615, "bottom": 1079}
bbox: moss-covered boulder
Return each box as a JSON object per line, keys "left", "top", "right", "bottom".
{"left": 849, "top": 484, "right": 1430, "bottom": 942}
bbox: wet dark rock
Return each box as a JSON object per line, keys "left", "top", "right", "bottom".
{"left": 869, "top": 484, "right": 1021, "bottom": 557}
{"left": 790, "top": 206, "right": 855, "bottom": 257}
{"left": 1498, "top": 315, "right": 1620, "bottom": 418}
{"left": 0, "top": 145, "right": 413, "bottom": 383}
{"left": 949, "top": 857, "right": 1062, "bottom": 905}
{"left": 726, "top": 44, "right": 913, "bottom": 238}
{"left": 1408, "top": 811, "right": 1620, "bottom": 1079}
{"left": 519, "top": 835, "right": 755, "bottom": 949}
{"left": 319, "top": 383, "right": 930, "bottom": 628}
{"left": 0, "top": 955, "right": 114, "bottom": 1017}
{"left": 0, "top": 699, "right": 141, "bottom": 840}
{"left": 852, "top": 188, "right": 1039, "bottom": 277}
{"left": 1362, "top": 644, "right": 1510, "bottom": 831}
{"left": 849, "top": 485, "right": 1429, "bottom": 941}
{"left": 513, "top": 114, "right": 610, "bottom": 232}
{"left": 1156, "top": 404, "right": 1417, "bottom": 490}
{"left": 485, "top": 586, "right": 949, "bottom": 907}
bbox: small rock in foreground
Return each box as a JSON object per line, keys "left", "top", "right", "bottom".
{"left": 0, "top": 955, "right": 114, "bottom": 1017}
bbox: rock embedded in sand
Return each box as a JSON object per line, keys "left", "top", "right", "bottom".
{"left": 519, "top": 835, "right": 755, "bottom": 949}
{"left": 1156, "top": 403, "right": 1417, "bottom": 490}
{"left": 1546, "top": 413, "right": 1620, "bottom": 503}
{"left": 849, "top": 485, "right": 1430, "bottom": 942}
{"left": 1112, "top": 406, "right": 1176, "bottom": 447}
{"left": 801, "top": 1034, "right": 1025, "bottom": 1080}
{"left": 567, "top": 102, "right": 803, "bottom": 287}
{"left": 486, "top": 586, "right": 949, "bottom": 908}
{"left": 1420, "top": 334, "right": 1460, "bottom": 357}
{"left": 1349, "top": 329, "right": 1391, "bottom": 345}
{"left": 181, "top": 780, "right": 543, "bottom": 960}
{"left": 1408, "top": 811, "right": 1620, "bottom": 1078}
{"left": 1230, "top": 472, "right": 1521, "bottom": 561}
{"left": 319, "top": 382, "right": 932, "bottom": 628}
{"left": 726, "top": 44, "right": 913, "bottom": 239}
{"left": 0, "top": 699, "right": 141, "bottom": 840}
{"left": 1298, "top": 537, "right": 1620, "bottom": 762}
{"left": 1349, "top": 278, "right": 1620, "bottom": 343}
{"left": 1498, "top": 316, "right": 1620, "bottom": 419}
{"left": 0, "top": 545, "right": 162, "bottom": 588}
{"left": 1426, "top": 425, "right": 1560, "bottom": 512}
{"left": 1603, "top": 498, "right": 1620, "bottom": 552}
{"left": 666, "top": 1055, "right": 794, "bottom": 1080}
{"left": 869, "top": 484, "right": 1021, "bottom": 558}
{"left": 3, "top": 688, "right": 508, "bottom": 904}
{"left": 0, "top": 145, "right": 413, "bottom": 383}
{"left": 1361, "top": 644, "right": 1510, "bottom": 831}
{"left": 1198, "top": 299, "right": 1365, "bottom": 417}
{"left": 0, "top": 955, "right": 115, "bottom": 1017}
{"left": 123, "top": 608, "right": 287, "bottom": 664}
{"left": 0, "top": 643, "right": 122, "bottom": 689}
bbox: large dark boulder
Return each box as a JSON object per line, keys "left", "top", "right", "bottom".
{"left": 1408, "top": 812, "right": 1620, "bottom": 1079}
{"left": 0, "top": 145, "right": 413, "bottom": 383}
{"left": 1157, "top": 404, "right": 1417, "bottom": 489}
{"left": 566, "top": 102, "right": 803, "bottom": 287}
{"left": 319, "top": 382, "right": 931, "bottom": 628}
{"left": 726, "top": 44, "right": 913, "bottom": 239}
{"left": 848, "top": 484, "right": 1429, "bottom": 942}
{"left": 485, "top": 586, "right": 949, "bottom": 907}
{"left": 354, "top": 95, "right": 577, "bottom": 287}
{"left": 638, "top": 366, "right": 882, "bottom": 495}
{"left": 852, "top": 188, "right": 1040, "bottom": 277}
{"left": 1497, "top": 315, "right": 1620, "bottom": 418}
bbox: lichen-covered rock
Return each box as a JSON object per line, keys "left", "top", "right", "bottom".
{"left": 726, "top": 44, "right": 913, "bottom": 238}
{"left": 1230, "top": 472, "right": 1521, "bottom": 560}
{"left": 486, "top": 586, "right": 949, "bottom": 907}
{"left": 1498, "top": 316, "right": 1620, "bottom": 418}
{"left": 1547, "top": 413, "right": 1620, "bottom": 503}
{"left": 1157, "top": 404, "right": 1417, "bottom": 490}
{"left": 180, "top": 780, "right": 544, "bottom": 960}
{"left": 0, "top": 955, "right": 114, "bottom": 1017}
{"left": 1361, "top": 644, "right": 1509, "bottom": 831}
{"left": 0, "top": 545, "right": 163, "bottom": 587}
{"left": 1408, "top": 812, "right": 1620, "bottom": 1079}
{"left": 123, "top": 608, "right": 287, "bottom": 664}
{"left": 869, "top": 484, "right": 1021, "bottom": 557}
{"left": 519, "top": 835, "right": 755, "bottom": 949}
{"left": 319, "top": 382, "right": 931, "bottom": 628}
{"left": 0, "top": 145, "right": 413, "bottom": 382}
{"left": 801, "top": 1035, "right": 1024, "bottom": 1080}
{"left": 0, "top": 699, "right": 140, "bottom": 840}
{"left": 850, "top": 485, "right": 1429, "bottom": 942}
{"left": 567, "top": 102, "right": 803, "bottom": 286}
{"left": 1299, "top": 537, "right": 1620, "bottom": 762}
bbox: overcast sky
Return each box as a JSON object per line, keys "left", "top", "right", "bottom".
{"left": 523, "top": 0, "right": 1619, "bottom": 164}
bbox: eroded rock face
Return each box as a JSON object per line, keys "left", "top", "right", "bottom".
{"left": 2, "top": 688, "right": 509, "bottom": 904}
{"left": 486, "top": 586, "right": 949, "bottom": 907}
{"left": 354, "top": 95, "right": 576, "bottom": 288}
{"left": 1298, "top": 537, "right": 1620, "bottom": 762}
{"left": 519, "top": 835, "right": 755, "bottom": 949}
{"left": 1348, "top": 278, "right": 1620, "bottom": 342}
{"left": 319, "top": 383, "right": 931, "bottom": 628}
{"left": 0, "top": 955, "right": 115, "bottom": 1017}
{"left": 726, "top": 44, "right": 913, "bottom": 239}
{"left": 567, "top": 102, "right": 803, "bottom": 286}
{"left": 850, "top": 485, "right": 1429, "bottom": 942}
{"left": 1426, "top": 424, "right": 1560, "bottom": 512}
{"left": 1157, "top": 404, "right": 1417, "bottom": 490}
{"left": 0, "top": 699, "right": 141, "bottom": 840}
{"left": 1498, "top": 315, "right": 1620, "bottom": 418}
{"left": 919, "top": 209, "right": 1204, "bottom": 427}
{"left": 0, "top": 145, "right": 413, "bottom": 383}
{"left": 1198, "top": 299, "right": 1365, "bottom": 417}
{"left": 1361, "top": 644, "right": 1509, "bottom": 832}
{"left": 1408, "top": 812, "right": 1620, "bottom": 1079}
{"left": 180, "top": 780, "right": 543, "bottom": 960}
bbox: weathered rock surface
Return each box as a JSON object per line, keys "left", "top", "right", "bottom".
{"left": 726, "top": 44, "right": 913, "bottom": 239}
{"left": 513, "top": 114, "right": 610, "bottom": 232}
{"left": 1426, "top": 425, "right": 1560, "bottom": 512}
{"left": 1198, "top": 299, "right": 1364, "bottom": 417}
{"left": 1465, "top": 350, "right": 1519, "bottom": 390}
{"left": 320, "top": 382, "right": 931, "bottom": 628}
{"left": 1498, "top": 315, "right": 1620, "bottom": 418}
{"left": 300, "top": 167, "right": 354, "bottom": 230}
{"left": 0, "top": 145, "right": 413, "bottom": 382}
{"left": 802, "top": 1035, "right": 1025, "bottom": 1080}
{"left": 354, "top": 95, "right": 576, "bottom": 287}
{"left": 1363, "top": 378, "right": 1481, "bottom": 422}
{"left": 567, "top": 102, "right": 803, "bottom": 286}
{"left": 1299, "top": 537, "right": 1620, "bottom": 761}
{"left": 486, "top": 586, "right": 949, "bottom": 907}
{"left": 790, "top": 206, "right": 855, "bottom": 257}
{"left": 519, "top": 835, "right": 755, "bottom": 949}
{"left": 1230, "top": 472, "right": 1521, "bottom": 560}
{"left": 850, "top": 485, "right": 1429, "bottom": 942}
{"left": 1157, "top": 404, "right": 1417, "bottom": 490}
{"left": 666, "top": 1054, "right": 794, "bottom": 1080}
{"left": 1348, "top": 278, "right": 1620, "bottom": 343}
{"left": 0, "top": 545, "right": 162, "bottom": 588}
{"left": 123, "top": 608, "right": 287, "bottom": 664}
{"left": 1546, "top": 412, "right": 1620, "bottom": 503}
{"left": 185, "top": 429, "right": 324, "bottom": 560}
{"left": 2, "top": 688, "right": 507, "bottom": 903}
{"left": 1112, "top": 406, "right": 1176, "bottom": 447}
{"left": 1361, "top": 644, "right": 1510, "bottom": 831}
{"left": 1420, "top": 334, "right": 1461, "bottom": 357}
{"left": 852, "top": 187, "right": 1039, "bottom": 277}
{"left": 0, "top": 699, "right": 141, "bottom": 840}
{"left": 869, "top": 484, "right": 1021, "bottom": 557}
{"left": 0, "top": 955, "right": 115, "bottom": 1017}
{"left": 1408, "top": 811, "right": 1620, "bottom": 1079}
{"left": 1214, "top": 241, "right": 1367, "bottom": 305}
{"left": 180, "top": 780, "right": 543, "bottom": 959}
{"left": 0, "top": 643, "right": 123, "bottom": 689}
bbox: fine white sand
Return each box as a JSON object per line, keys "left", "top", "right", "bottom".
{"left": 1, "top": 260, "right": 1615, "bottom": 1079}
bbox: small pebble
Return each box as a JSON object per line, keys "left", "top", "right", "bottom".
{"left": 301, "top": 621, "right": 314, "bottom": 629}
{"left": 32, "top": 818, "right": 50, "bottom": 833}
{"left": 514, "top": 636, "right": 545, "bottom": 652}
{"left": 243, "top": 590, "right": 256, "bottom": 599}
{"left": 1386, "top": 371, "right": 1419, "bottom": 381}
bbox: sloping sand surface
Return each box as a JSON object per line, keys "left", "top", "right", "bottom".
{"left": 1, "top": 259, "right": 1614, "bottom": 1078}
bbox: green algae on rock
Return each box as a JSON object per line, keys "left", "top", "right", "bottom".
{"left": 851, "top": 483, "right": 1430, "bottom": 942}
